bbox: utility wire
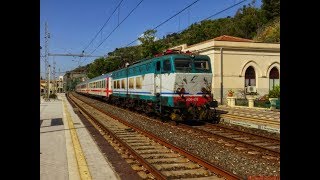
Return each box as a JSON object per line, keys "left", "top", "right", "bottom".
{"left": 203, "top": 0, "right": 248, "bottom": 20}
{"left": 125, "top": 0, "right": 200, "bottom": 47}
{"left": 82, "top": 0, "right": 249, "bottom": 66}
{"left": 125, "top": 0, "right": 248, "bottom": 47}
{"left": 82, "top": 0, "right": 124, "bottom": 52}
{"left": 88, "top": 0, "right": 144, "bottom": 56}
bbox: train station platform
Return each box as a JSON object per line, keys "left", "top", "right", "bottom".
{"left": 40, "top": 93, "right": 120, "bottom": 180}
{"left": 216, "top": 105, "right": 280, "bottom": 133}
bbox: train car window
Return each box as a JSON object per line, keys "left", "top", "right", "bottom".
{"left": 117, "top": 80, "right": 120, "bottom": 89}
{"left": 156, "top": 61, "right": 161, "bottom": 71}
{"left": 113, "top": 81, "right": 116, "bottom": 89}
{"left": 136, "top": 77, "right": 142, "bottom": 89}
{"left": 121, "top": 79, "right": 125, "bottom": 89}
{"left": 163, "top": 59, "right": 171, "bottom": 72}
{"left": 129, "top": 78, "right": 134, "bottom": 89}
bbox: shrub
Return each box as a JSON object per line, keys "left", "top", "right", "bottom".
{"left": 268, "top": 85, "right": 280, "bottom": 98}
{"left": 49, "top": 93, "right": 57, "bottom": 99}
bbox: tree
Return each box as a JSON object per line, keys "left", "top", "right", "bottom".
{"left": 138, "top": 29, "right": 166, "bottom": 58}
{"left": 262, "top": 0, "right": 280, "bottom": 20}
{"left": 233, "top": 5, "right": 268, "bottom": 39}
{"left": 254, "top": 17, "right": 280, "bottom": 43}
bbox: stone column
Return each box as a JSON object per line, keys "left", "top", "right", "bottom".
{"left": 247, "top": 97, "right": 255, "bottom": 108}
{"left": 227, "top": 97, "right": 236, "bottom": 107}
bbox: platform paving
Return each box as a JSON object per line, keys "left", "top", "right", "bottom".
{"left": 215, "top": 105, "right": 280, "bottom": 133}
{"left": 40, "top": 94, "right": 120, "bottom": 180}
{"left": 217, "top": 105, "right": 280, "bottom": 121}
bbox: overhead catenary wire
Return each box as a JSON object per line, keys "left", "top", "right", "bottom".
{"left": 81, "top": 0, "right": 250, "bottom": 66}
{"left": 88, "top": 0, "right": 144, "bottom": 56}
{"left": 82, "top": 0, "right": 124, "bottom": 52}
{"left": 125, "top": 0, "right": 249, "bottom": 47}
{"left": 203, "top": 0, "right": 248, "bottom": 21}
{"left": 125, "top": 0, "right": 200, "bottom": 47}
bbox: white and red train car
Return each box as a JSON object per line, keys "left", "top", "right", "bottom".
{"left": 75, "top": 73, "right": 113, "bottom": 99}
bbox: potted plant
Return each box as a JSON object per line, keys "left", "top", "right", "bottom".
{"left": 226, "top": 89, "right": 236, "bottom": 106}
{"left": 268, "top": 85, "right": 280, "bottom": 109}
{"left": 227, "top": 89, "right": 235, "bottom": 97}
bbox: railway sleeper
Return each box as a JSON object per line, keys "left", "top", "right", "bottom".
{"left": 161, "top": 168, "right": 211, "bottom": 179}
{"left": 133, "top": 146, "right": 161, "bottom": 150}
{"left": 153, "top": 162, "right": 200, "bottom": 171}
{"left": 147, "top": 157, "right": 189, "bottom": 164}
{"left": 136, "top": 149, "right": 173, "bottom": 154}
{"left": 141, "top": 153, "right": 180, "bottom": 159}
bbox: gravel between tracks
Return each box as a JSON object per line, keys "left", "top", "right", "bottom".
{"left": 73, "top": 93, "right": 280, "bottom": 179}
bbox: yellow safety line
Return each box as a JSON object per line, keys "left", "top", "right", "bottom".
{"left": 63, "top": 99, "right": 92, "bottom": 180}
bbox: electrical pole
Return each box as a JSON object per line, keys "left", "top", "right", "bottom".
{"left": 47, "top": 65, "right": 51, "bottom": 99}
{"left": 44, "top": 22, "right": 50, "bottom": 99}
{"left": 53, "top": 59, "right": 56, "bottom": 94}
{"left": 59, "top": 68, "right": 61, "bottom": 93}
{"left": 40, "top": 46, "right": 42, "bottom": 104}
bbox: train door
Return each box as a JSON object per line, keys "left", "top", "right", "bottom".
{"left": 105, "top": 77, "right": 109, "bottom": 97}
{"left": 155, "top": 60, "right": 162, "bottom": 113}
{"left": 155, "top": 61, "right": 162, "bottom": 95}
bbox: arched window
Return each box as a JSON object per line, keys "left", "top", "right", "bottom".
{"left": 269, "top": 67, "right": 279, "bottom": 90}
{"left": 245, "top": 66, "right": 256, "bottom": 87}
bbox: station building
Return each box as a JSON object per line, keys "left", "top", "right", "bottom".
{"left": 170, "top": 35, "right": 280, "bottom": 104}
{"left": 40, "top": 75, "right": 64, "bottom": 94}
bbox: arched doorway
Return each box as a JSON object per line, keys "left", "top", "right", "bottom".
{"left": 269, "top": 67, "right": 279, "bottom": 90}
{"left": 245, "top": 66, "right": 256, "bottom": 87}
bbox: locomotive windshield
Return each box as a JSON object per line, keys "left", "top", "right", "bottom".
{"left": 194, "top": 59, "right": 210, "bottom": 72}
{"left": 174, "top": 58, "right": 192, "bottom": 73}
{"left": 174, "top": 57, "right": 211, "bottom": 73}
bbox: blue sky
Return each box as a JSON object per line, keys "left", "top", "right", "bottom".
{"left": 40, "top": 0, "right": 262, "bottom": 78}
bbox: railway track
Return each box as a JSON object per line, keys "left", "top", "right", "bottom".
{"left": 68, "top": 93, "right": 240, "bottom": 180}
{"left": 180, "top": 123, "right": 280, "bottom": 158}
{"left": 73, "top": 92, "right": 280, "bottom": 160}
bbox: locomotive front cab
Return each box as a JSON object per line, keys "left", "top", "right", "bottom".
{"left": 172, "top": 55, "right": 216, "bottom": 108}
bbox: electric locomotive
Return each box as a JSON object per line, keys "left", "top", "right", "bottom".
{"left": 76, "top": 50, "right": 219, "bottom": 123}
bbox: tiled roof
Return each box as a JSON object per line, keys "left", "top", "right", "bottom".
{"left": 213, "top": 35, "right": 253, "bottom": 42}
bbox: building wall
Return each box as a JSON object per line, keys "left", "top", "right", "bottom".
{"left": 171, "top": 39, "right": 280, "bottom": 104}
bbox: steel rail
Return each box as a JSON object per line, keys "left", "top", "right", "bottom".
{"left": 69, "top": 93, "right": 241, "bottom": 180}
